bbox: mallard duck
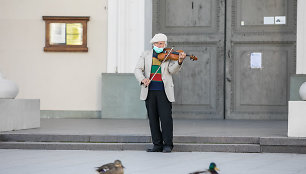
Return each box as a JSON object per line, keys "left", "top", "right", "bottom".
{"left": 96, "top": 160, "right": 124, "bottom": 174}
{"left": 189, "top": 162, "right": 219, "bottom": 174}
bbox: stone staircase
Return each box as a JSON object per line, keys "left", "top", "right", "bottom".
{"left": 1, "top": 133, "right": 306, "bottom": 153}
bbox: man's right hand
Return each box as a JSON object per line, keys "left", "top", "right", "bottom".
{"left": 142, "top": 78, "right": 151, "bottom": 87}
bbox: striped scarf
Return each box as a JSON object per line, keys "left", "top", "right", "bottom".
{"left": 149, "top": 51, "right": 164, "bottom": 90}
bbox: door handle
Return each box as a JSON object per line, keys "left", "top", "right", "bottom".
{"left": 227, "top": 50, "right": 231, "bottom": 59}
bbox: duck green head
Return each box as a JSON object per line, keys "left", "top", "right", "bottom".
{"left": 209, "top": 162, "right": 219, "bottom": 172}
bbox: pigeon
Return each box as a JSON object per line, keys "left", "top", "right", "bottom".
{"left": 189, "top": 162, "right": 219, "bottom": 174}
{"left": 96, "top": 160, "right": 124, "bottom": 174}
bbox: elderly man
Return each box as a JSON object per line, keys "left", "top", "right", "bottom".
{"left": 134, "top": 33, "right": 186, "bottom": 153}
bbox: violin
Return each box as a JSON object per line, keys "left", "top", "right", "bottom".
{"left": 157, "top": 48, "right": 198, "bottom": 61}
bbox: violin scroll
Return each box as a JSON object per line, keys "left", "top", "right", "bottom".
{"left": 189, "top": 55, "right": 198, "bottom": 61}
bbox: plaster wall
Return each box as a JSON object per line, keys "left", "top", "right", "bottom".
{"left": 0, "top": 0, "right": 107, "bottom": 111}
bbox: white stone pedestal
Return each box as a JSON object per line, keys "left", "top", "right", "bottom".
{"left": 0, "top": 99, "right": 40, "bottom": 132}
{"left": 288, "top": 101, "right": 306, "bottom": 137}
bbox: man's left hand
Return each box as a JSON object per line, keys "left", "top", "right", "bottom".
{"left": 178, "top": 52, "right": 186, "bottom": 65}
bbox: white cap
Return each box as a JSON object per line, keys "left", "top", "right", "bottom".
{"left": 150, "top": 33, "right": 167, "bottom": 44}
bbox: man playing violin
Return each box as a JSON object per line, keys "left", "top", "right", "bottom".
{"left": 134, "top": 33, "right": 186, "bottom": 153}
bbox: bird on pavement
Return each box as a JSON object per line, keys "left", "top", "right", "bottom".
{"left": 189, "top": 162, "right": 219, "bottom": 174}
{"left": 96, "top": 160, "right": 124, "bottom": 174}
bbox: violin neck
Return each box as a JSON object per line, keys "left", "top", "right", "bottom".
{"left": 166, "top": 51, "right": 191, "bottom": 57}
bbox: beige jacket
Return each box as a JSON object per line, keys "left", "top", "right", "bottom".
{"left": 134, "top": 50, "right": 182, "bottom": 102}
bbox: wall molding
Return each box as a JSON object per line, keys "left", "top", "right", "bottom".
{"left": 41, "top": 110, "right": 101, "bottom": 119}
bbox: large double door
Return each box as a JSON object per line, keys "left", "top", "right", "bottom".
{"left": 153, "top": 0, "right": 296, "bottom": 119}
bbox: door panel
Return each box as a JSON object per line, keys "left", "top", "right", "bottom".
{"left": 233, "top": 44, "right": 293, "bottom": 108}
{"left": 165, "top": 0, "right": 212, "bottom": 27}
{"left": 153, "top": 0, "right": 225, "bottom": 119}
{"left": 155, "top": 0, "right": 220, "bottom": 34}
{"left": 240, "top": 0, "right": 287, "bottom": 26}
{"left": 174, "top": 46, "right": 214, "bottom": 105}
{"left": 172, "top": 45, "right": 220, "bottom": 119}
{"left": 226, "top": 0, "right": 296, "bottom": 119}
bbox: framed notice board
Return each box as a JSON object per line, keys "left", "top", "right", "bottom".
{"left": 43, "top": 16, "right": 90, "bottom": 52}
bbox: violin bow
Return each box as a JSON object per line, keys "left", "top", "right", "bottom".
{"left": 145, "top": 47, "right": 174, "bottom": 88}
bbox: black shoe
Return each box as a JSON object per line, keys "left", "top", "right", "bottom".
{"left": 146, "top": 146, "right": 163, "bottom": 152}
{"left": 162, "top": 146, "right": 172, "bottom": 153}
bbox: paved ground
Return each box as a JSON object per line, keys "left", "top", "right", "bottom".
{"left": 0, "top": 118, "right": 288, "bottom": 137}
{"left": 1, "top": 149, "right": 306, "bottom": 174}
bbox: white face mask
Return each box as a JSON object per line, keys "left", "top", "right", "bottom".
{"left": 153, "top": 46, "right": 164, "bottom": 53}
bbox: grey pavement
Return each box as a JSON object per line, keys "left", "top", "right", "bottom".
{"left": 1, "top": 149, "right": 306, "bottom": 174}
{"left": 0, "top": 118, "right": 288, "bottom": 137}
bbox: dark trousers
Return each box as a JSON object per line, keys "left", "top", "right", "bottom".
{"left": 145, "top": 90, "right": 173, "bottom": 148}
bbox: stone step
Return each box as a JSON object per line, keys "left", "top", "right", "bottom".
{"left": 260, "top": 137, "right": 306, "bottom": 153}
{"left": 0, "top": 142, "right": 260, "bottom": 153}
{"left": 0, "top": 134, "right": 259, "bottom": 144}
{"left": 1, "top": 134, "right": 306, "bottom": 153}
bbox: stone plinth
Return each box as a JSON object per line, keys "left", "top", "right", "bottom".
{"left": 102, "top": 73, "right": 147, "bottom": 119}
{"left": 288, "top": 101, "right": 306, "bottom": 137}
{"left": 0, "top": 99, "right": 40, "bottom": 132}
